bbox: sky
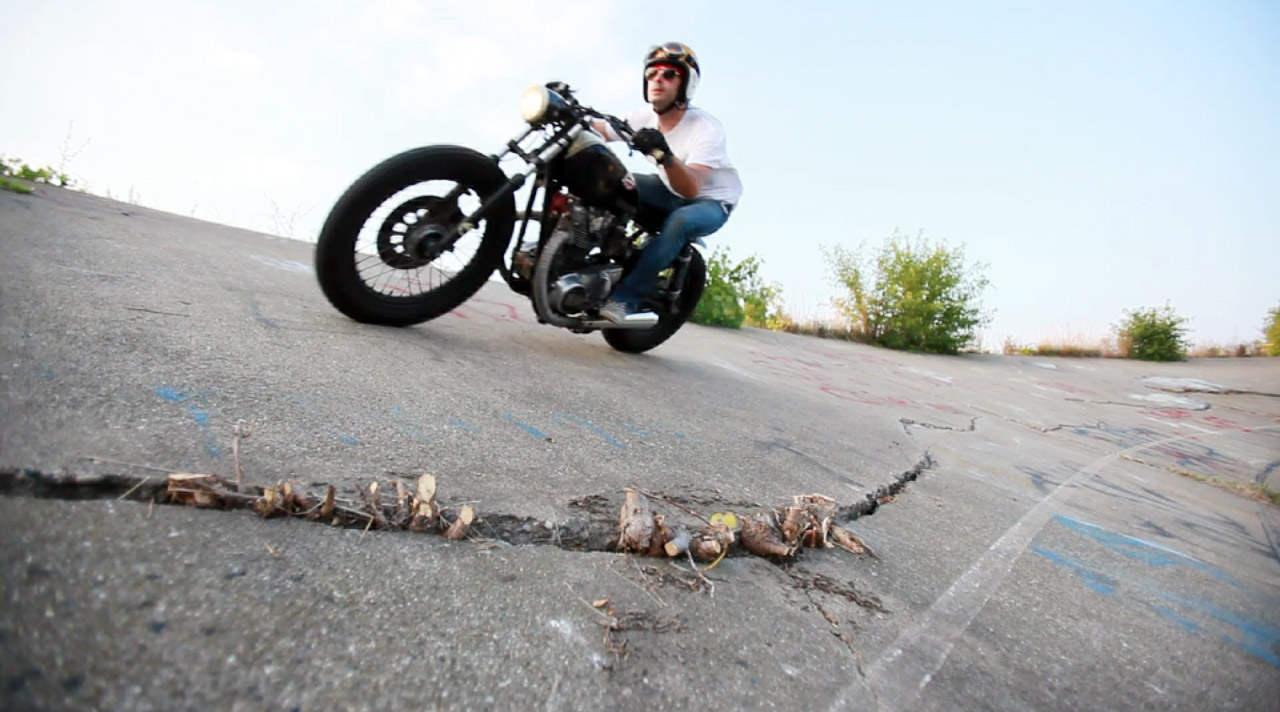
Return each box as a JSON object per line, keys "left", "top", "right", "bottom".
{"left": 4, "top": 0, "right": 1278, "bottom": 350}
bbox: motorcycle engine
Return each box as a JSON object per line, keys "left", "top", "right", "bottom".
{"left": 545, "top": 202, "right": 626, "bottom": 316}
{"left": 549, "top": 264, "right": 623, "bottom": 315}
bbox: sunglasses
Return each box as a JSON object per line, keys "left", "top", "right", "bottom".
{"left": 645, "top": 67, "right": 681, "bottom": 82}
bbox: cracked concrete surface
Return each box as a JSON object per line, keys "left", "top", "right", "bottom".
{"left": 3, "top": 186, "right": 1279, "bottom": 710}
{"left": 0, "top": 458, "right": 928, "bottom": 555}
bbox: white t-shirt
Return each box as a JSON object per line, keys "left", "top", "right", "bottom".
{"left": 605, "top": 106, "right": 743, "bottom": 206}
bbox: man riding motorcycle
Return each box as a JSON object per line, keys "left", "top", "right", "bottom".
{"left": 592, "top": 42, "right": 743, "bottom": 324}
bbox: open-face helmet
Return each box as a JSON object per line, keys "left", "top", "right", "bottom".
{"left": 643, "top": 42, "right": 700, "bottom": 105}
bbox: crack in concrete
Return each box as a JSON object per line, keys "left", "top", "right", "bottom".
{"left": 899, "top": 416, "right": 978, "bottom": 433}
{"left": 835, "top": 454, "right": 934, "bottom": 521}
{"left": 1, "top": 457, "right": 935, "bottom": 556}
{"left": 793, "top": 578, "right": 866, "bottom": 670}
{"left": 2, "top": 458, "right": 934, "bottom": 699}
{"left": 1064, "top": 398, "right": 1154, "bottom": 409}
{"left": 968, "top": 405, "right": 1099, "bottom": 434}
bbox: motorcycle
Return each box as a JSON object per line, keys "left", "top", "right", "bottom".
{"left": 313, "top": 81, "right": 706, "bottom": 354}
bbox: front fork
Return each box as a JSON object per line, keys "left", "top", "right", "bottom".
{"left": 422, "top": 124, "right": 583, "bottom": 262}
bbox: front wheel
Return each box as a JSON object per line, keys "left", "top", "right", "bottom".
{"left": 314, "top": 146, "right": 514, "bottom": 326}
{"left": 602, "top": 248, "right": 706, "bottom": 354}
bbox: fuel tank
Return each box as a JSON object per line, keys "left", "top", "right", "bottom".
{"left": 557, "top": 132, "right": 631, "bottom": 209}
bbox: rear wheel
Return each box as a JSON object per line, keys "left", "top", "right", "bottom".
{"left": 602, "top": 248, "right": 706, "bottom": 354}
{"left": 314, "top": 146, "right": 514, "bottom": 326}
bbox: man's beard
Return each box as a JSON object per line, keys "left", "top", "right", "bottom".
{"left": 652, "top": 95, "right": 682, "bottom": 115}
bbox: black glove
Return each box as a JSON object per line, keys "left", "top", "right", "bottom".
{"left": 632, "top": 128, "right": 673, "bottom": 166}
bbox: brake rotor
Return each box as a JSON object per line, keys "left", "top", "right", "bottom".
{"left": 375, "top": 195, "right": 465, "bottom": 269}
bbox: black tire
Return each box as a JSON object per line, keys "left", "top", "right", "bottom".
{"left": 314, "top": 146, "right": 514, "bottom": 326}
{"left": 602, "top": 248, "right": 707, "bottom": 354}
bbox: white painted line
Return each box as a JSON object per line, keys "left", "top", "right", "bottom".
{"left": 713, "top": 359, "right": 762, "bottom": 381}
{"left": 249, "top": 254, "right": 312, "bottom": 274}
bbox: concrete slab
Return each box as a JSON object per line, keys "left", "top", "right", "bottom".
{"left": 2, "top": 186, "right": 1278, "bottom": 711}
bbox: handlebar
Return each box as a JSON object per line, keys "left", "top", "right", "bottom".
{"left": 541, "top": 81, "right": 669, "bottom": 163}
{"left": 544, "top": 81, "right": 636, "bottom": 141}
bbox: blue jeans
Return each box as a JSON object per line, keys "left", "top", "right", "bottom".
{"left": 611, "top": 174, "right": 732, "bottom": 308}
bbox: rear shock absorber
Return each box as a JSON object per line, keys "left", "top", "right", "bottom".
{"left": 664, "top": 244, "right": 694, "bottom": 302}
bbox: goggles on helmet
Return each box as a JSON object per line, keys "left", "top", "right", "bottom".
{"left": 648, "top": 42, "right": 694, "bottom": 63}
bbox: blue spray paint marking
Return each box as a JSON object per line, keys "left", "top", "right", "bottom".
{"left": 287, "top": 393, "right": 359, "bottom": 446}
{"left": 155, "top": 387, "right": 187, "bottom": 402}
{"left": 551, "top": 413, "right": 625, "bottom": 449}
{"left": 1039, "top": 514, "right": 1279, "bottom": 668}
{"left": 1152, "top": 591, "right": 1280, "bottom": 668}
{"left": 153, "top": 387, "right": 222, "bottom": 457}
{"left": 41, "top": 368, "right": 56, "bottom": 380}
{"left": 449, "top": 418, "right": 478, "bottom": 432}
{"left": 1033, "top": 545, "right": 1280, "bottom": 668}
{"left": 629, "top": 423, "right": 689, "bottom": 440}
{"left": 1145, "top": 603, "right": 1205, "bottom": 635}
{"left": 1052, "top": 515, "right": 1241, "bottom": 587}
{"left": 618, "top": 423, "right": 654, "bottom": 438}
{"left": 506, "top": 413, "right": 550, "bottom": 441}
{"left": 384, "top": 408, "right": 431, "bottom": 444}
{"left": 1029, "top": 546, "right": 1118, "bottom": 595}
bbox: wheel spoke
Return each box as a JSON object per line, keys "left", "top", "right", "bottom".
{"left": 314, "top": 147, "right": 514, "bottom": 326}
{"left": 351, "top": 180, "right": 486, "bottom": 298}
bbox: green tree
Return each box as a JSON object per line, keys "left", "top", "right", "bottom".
{"left": 1114, "top": 304, "right": 1189, "bottom": 361}
{"left": 1264, "top": 303, "right": 1280, "bottom": 357}
{"left": 691, "top": 247, "right": 784, "bottom": 329}
{"left": 823, "top": 230, "right": 990, "bottom": 354}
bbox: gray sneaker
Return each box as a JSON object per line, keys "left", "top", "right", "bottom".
{"left": 598, "top": 300, "right": 657, "bottom": 325}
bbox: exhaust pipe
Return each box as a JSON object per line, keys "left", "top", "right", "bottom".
{"left": 582, "top": 313, "right": 659, "bottom": 329}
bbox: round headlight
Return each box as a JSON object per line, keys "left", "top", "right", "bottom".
{"left": 520, "top": 85, "right": 550, "bottom": 123}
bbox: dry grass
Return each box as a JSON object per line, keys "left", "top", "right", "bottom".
{"left": 1186, "top": 342, "right": 1263, "bottom": 358}
{"left": 1001, "top": 335, "right": 1109, "bottom": 358}
{"left": 1030, "top": 341, "right": 1103, "bottom": 358}
{"left": 777, "top": 319, "right": 869, "bottom": 343}
{"left": 766, "top": 307, "right": 1275, "bottom": 359}
{"left": 770, "top": 304, "right": 872, "bottom": 343}
{"left": 1169, "top": 468, "right": 1280, "bottom": 506}
{"left": 999, "top": 335, "right": 1272, "bottom": 360}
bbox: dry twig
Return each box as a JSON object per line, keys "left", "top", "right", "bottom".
{"left": 633, "top": 487, "right": 712, "bottom": 525}
{"left": 231, "top": 420, "right": 253, "bottom": 492}
{"left": 117, "top": 475, "right": 153, "bottom": 501}
{"left": 81, "top": 456, "right": 177, "bottom": 473}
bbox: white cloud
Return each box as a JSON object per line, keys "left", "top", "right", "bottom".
{"left": 406, "top": 33, "right": 510, "bottom": 100}
{"left": 356, "top": 0, "right": 427, "bottom": 32}
{"left": 207, "top": 45, "right": 263, "bottom": 75}
{"left": 220, "top": 153, "right": 305, "bottom": 192}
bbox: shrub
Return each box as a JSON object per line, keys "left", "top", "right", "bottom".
{"left": 823, "top": 230, "right": 990, "bottom": 355}
{"left": 1114, "top": 304, "right": 1189, "bottom": 361}
{"left": 1, "top": 155, "right": 76, "bottom": 193}
{"left": 1265, "top": 304, "right": 1280, "bottom": 357}
{"left": 691, "top": 248, "right": 784, "bottom": 329}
